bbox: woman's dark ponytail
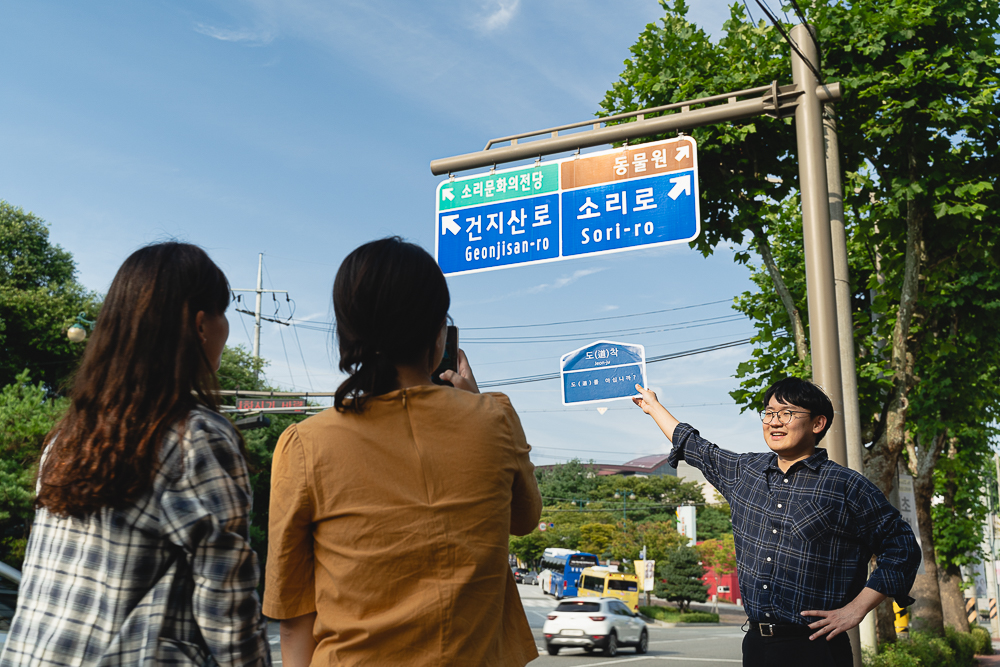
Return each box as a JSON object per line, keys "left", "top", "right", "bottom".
{"left": 333, "top": 238, "right": 449, "bottom": 412}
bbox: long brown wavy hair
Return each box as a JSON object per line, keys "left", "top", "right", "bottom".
{"left": 37, "top": 242, "right": 231, "bottom": 517}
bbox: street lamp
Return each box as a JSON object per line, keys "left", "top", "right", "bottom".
{"left": 66, "top": 312, "right": 95, "bottom": 343}
{"left": 569, "top": 499, "right": 591, "bottom": 512}
{"left": 613, "top": 491, "right": 637, "bottom": 521}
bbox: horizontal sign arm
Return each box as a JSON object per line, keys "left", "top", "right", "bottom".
{"left": 430, "top": 82, "right": 841, "bottom": 176}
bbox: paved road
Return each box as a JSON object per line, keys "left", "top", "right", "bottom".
{"left": 266, "top": 584, "right": 746, "bottom": 665}
{"left": 518, "top": 583, "right": 745, "bottom": 666}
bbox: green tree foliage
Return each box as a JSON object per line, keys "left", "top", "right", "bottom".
{"left": 218, "top": 345, "right": 269, "bottom": 398}
{"left": 696, "top": 501, "right": 732, "bottom": 541}
{"left": 654, "top": 546, "right": 708, "bottom": 612}
{"left": 535, "top": 459, "right": 602, "bottom": 502}
{"left": 609, "top": 520, "right": 685, "bottom": 570}
{"left": 578, "top": 523, "right": 617, "bottom": 558}
{"left": 509, "top": 531, "right": 549, "bottom": 568}
{"left": 0, "top": 370, "right": 68, "bottom": 567}
{"left": 0, "top": 201, "right": 101, "bottom": 391}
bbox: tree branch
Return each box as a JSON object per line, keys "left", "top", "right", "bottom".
{"left": 748, "top": 223, "right": 810, "bottom": 367}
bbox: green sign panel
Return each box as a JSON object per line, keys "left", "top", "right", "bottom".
{"left": 437, "top": 164, "right": 558, "bottom": 211}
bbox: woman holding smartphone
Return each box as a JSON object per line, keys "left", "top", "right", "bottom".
{"left": 264, "top": 237, "right": 542, "bottom": 666}
{"left": 0, "top": 243, "right": 271, "bottom": 666}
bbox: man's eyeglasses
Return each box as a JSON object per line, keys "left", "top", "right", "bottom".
{"left": 759, "top": 409, "right": 813, "bottom": 425}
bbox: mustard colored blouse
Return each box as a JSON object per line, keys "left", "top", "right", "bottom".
{"left": 263, "top": 386, "right": 542, "bottom": 666}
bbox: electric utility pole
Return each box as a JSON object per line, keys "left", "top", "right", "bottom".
{"left": 232, "top": 253, "right": 288, "bottom": 364}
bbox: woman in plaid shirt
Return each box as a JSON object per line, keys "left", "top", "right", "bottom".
{"left": 0, "top": 243, "right": 271, "bottom": 666}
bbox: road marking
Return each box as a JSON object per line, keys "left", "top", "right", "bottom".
{"left": 650, "top": 633, "right": 744, "bottom": 644}
{"left": 553, "top": 658, "right": 741, "bottom": 666}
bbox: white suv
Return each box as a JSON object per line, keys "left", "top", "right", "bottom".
{"left": 542, "top": 597, "right": 649, "bottom": 656}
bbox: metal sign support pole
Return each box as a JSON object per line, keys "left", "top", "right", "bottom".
{"left": 825, "top": 109, "right": 875, "bottom": 659}
{"left": 790, "top": 24, "right": 847, "bottom": 467}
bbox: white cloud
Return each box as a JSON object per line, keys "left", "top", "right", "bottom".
{"left": 527, "top": 267, "right": 604, "bottom": 294}
{"left": 194, "top": 23, "right": 274, "bottom": 45}
{"left": 479, "top": 0, "right": 521, "bottom": 31}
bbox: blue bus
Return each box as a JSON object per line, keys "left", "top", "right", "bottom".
{"left": 540, "top": 548, "right": 600, "bottom": 599}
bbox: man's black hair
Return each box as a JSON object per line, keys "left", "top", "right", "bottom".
{"left": 763, "top": 377, "right": 835, "bottom": 443}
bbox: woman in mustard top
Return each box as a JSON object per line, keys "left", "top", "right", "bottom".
{"left": 263, "top": 237, "right": 542, "bottom": 666}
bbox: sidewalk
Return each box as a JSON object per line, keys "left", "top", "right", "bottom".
{"left": 642, "top": 596, "right": 748, "bottom": 627}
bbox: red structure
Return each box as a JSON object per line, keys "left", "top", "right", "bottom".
{"left": 702, "top": 565, "right": 741, "bottom": 605}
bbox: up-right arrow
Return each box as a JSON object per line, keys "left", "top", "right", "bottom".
{"left": 667, "top": 174, "right": 692, "bottom": 200}
{"left": 675, "top": 145, "right": 690, "bottom": 161}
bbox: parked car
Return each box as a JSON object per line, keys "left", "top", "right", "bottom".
{"left": 0, "top": 562, "right": 21, "bottom": 648}
{"left": 542, "top": 597, "right": 648, "bottom": 657}
{"left": 521, "top": 571, "right": 538, "bottom": 585}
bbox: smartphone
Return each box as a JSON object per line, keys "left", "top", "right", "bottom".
{"left": 432, "top": 325, "right": 459, "bottom": 386}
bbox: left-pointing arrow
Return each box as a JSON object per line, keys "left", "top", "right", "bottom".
{"left": 667, "top": 175, "right": 692, "bottom": 200}
{"left": 442, "top": 214, "right": 461, "bottom": 236}
{"left": 442, "top": 187, "right": 455, "bottom": 202}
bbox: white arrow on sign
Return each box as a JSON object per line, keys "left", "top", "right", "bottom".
{"left": 441, "top": 214, "right": 461, "bottom": 236}
{"left": 667, "top": 174, "right": 692, "bottom": 200}
{"left": 441, "top": 187, "right": 455, "bottom": 202}
{"left": 596, "top": 407, "right": 608, "bottom": 415}
{"left": 675, "top": 145, "right": 690, "bottom": 161}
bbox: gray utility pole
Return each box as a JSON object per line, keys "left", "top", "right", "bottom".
{"left": 232, "top": 253, "right": 288, "bottom": 360}
{"left": 790, "top": 23, "right": 847, "bottom": 469}
{"left": 825, "top": 107, "right": 873, "bottom": 660}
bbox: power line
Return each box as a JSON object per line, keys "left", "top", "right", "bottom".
{"left": 463, "top": 298, "right": 734, "bottom": 330}
{"left": 463, "top": 315, "right": 746, "bottom": 344}
{"left": 291, "top": 313, "right": 316, "bottom": 392}
{"left": 518, "top": 402, "right": 730, "bottom": 414}
{"left": 753, "top": 0, "right": 824, "bottom": 84}
{"left": 283, "top": 298, "right": 736, "bottom": 334}
{"left": 474, "top": 333, "right": 754, "bottom": 367}
{"left": 787, "top": 0, "right": 823, "bottom": 74}
{"left": 477, "top": 338, "right": 752, "bottom": 388}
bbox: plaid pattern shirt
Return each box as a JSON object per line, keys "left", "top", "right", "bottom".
{"left": 0, "top": 407, "right": 271, "bottom": 666}
{"left": 668, "top": 423, "right": 920, "bottom": 626}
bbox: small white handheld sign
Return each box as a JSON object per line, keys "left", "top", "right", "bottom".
{"left": 560, "top": 340, "right": 647, "bottom": 405}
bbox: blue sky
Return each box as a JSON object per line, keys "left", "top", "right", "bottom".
{"left": 2, "top": 0, "right": 772, "bottom": 462}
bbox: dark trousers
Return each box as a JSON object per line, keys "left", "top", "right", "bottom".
{"left": 743, "top": 629, "right": 852, "bottom": 667}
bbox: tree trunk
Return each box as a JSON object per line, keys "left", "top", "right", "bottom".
{"left": 937, "top": 438, "right": 970, "bottom": 632}
{"left": 907, "top": 432, "right": 947, "bottom": 635}
{"left": 749, "top": 224, "right": 809, "bottom": 369}
{"left": 876, "top": 597, "right": 898, "bottom": 644}
{"left": 863, "top": 167, "right": 924, "bottom": 496}
{"left": 939, "top": 563, "right": 969, "bottom": 633}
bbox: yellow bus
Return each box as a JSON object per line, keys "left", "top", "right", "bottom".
{"left": 576, "top": 566, "right": 641, "bottom": 611}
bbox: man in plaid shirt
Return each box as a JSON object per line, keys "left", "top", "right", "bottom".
{"left": 634, "top": 377, "right": 920, "bottom": 667}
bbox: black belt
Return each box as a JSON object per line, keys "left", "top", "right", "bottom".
{"left": 749, "top": 622, "right": 814, "bottom": 637}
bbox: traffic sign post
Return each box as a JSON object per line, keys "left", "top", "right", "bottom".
{"left": 560, "top": 340, "right": 647, "bottom": 405}
{"left": 435, "top": 137, "right": 700, "bottom": 276}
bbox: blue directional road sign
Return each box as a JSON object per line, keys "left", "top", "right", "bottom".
{"left": 435, "top": 137, "right": 699, "bottom": 276}
{"left": 436, "top": 194, "right": 560, "bottom": 275}
{"left": 562, "top": 171, "right": 697, "bottom": 257}
{"left": 561, "top": 340, "right": 647, "bottom": 405}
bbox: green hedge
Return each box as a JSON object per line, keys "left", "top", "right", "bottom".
{"left": 863, "top": 627, "right": 993, "bottom": 667}
{"left": 638, "top": 606, "right": 719, "bottom": 623}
